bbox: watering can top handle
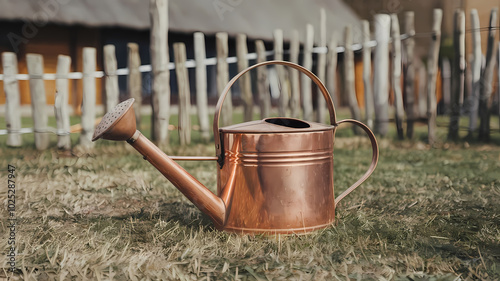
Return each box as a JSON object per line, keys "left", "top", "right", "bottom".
{"left": 213, "top": 60, "right": 337, "bottom": 156}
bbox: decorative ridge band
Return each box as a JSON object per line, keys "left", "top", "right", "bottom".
{"left": 225, "top": 149, "right": 333, "bottom": 165}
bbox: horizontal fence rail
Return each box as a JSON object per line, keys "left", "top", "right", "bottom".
{"left": 0, "top": 36, "right": 410, "bottom": 81}
{"left": 6, "top": 29, "right": 499, "bottom": 81}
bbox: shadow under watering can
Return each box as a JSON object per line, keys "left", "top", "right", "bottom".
{"left": 92, "top": 60, "right": 379, "bottom": 235}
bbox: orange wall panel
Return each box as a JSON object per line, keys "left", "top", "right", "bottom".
{"left": 1, "top": 25, "right": 103, "bottom": 108}
{"left": 354, "top": 58, "right": 364, "bottom": 108}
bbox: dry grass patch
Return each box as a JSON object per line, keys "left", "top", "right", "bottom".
{"left": 1, "top": 137, "right": 500, "bottom": 280}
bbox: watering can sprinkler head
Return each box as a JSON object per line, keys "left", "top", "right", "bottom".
{"left": 92, "top": 98, "right": 137, "bottom": 142}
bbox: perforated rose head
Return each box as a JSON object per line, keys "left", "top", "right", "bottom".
{"left": 92, "top": 98, "right": 136, "bottom": 141}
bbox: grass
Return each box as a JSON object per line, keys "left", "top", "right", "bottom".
{"left": 0, "top": 110, "right": 500, "bottom": 280}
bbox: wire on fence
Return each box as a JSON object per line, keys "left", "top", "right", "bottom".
{"left": 0, "top": 127, "right": 70, "bottom": 136}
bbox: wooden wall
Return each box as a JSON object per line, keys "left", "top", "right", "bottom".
{"left": 0, "top": 24, "right": 103, "bottom": 108}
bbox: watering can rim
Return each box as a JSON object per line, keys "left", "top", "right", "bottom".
{"left": 219, "top": 117, "right": 335, "bottom": 134}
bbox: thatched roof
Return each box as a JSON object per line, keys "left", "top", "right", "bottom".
{"left": 0, "top": 0, "right": 362, "bottom": 43}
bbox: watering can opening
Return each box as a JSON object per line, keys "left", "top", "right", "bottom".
{"left": 264, "top": 118, "right": 310, "bottom": 129}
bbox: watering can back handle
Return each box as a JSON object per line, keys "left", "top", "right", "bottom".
{"left": 213, "top": 60, "right": 337, "bottom": 160}
{"left": 333, "top": 119, "right": 379, "bottom": 205}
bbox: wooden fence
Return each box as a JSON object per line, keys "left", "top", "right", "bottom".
{"left": 1, "top": 0, "right": 499, "bottom": 150}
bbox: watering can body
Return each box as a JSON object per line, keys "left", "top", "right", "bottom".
{"left": 92, "top": 61, "right": 379, "bottom": 235}
{"left": 217, "top": 119, "right": 336, "bottom": 233}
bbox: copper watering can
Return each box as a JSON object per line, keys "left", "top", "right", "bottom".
{"left": 92, "top": 61, "right": 379, "bottom": 234}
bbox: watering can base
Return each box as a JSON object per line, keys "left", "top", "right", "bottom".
{"left": 217, "top": 220, "right": 336, "bottom": 235}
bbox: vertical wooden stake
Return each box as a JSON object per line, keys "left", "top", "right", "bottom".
{"left": 478, "top": 8, "right": 498, "bottom": 142}
{"left": 289, "top": 30, "right": 301, "bottom": 118}
{"left": 104, "top": 44, "right": 119, "bottom": 113}
{"left": 417, "top": 63, "right": 427, "bottom": 118}
{"left": 427, "top": 9, "right": 442, "bottom": 145}
{"left": 236, "top": 33, "right": 253, "bottom": 121}
{"left": 174, "top": 43, "right": 191, "bottom": 146}
{"left": 466, "top": 56, "right": 473, "bottom": 110}
{"left": 403, "top": 11, "right": 416, "bottom": 138}
{"left": 326, "top": 33, "right": 338, "bottom": 108}
{"left": 274, "top": 29, "right": 289, "bottom": 117}
{"left": 194, "top": 32, "right": 210, "bottom": 141}
{"left": 2, "top": 52, "right": 22, "bottom": 147}
{"left": 55, "top": 55, "right": 71, "bottom": 150}
{"left": 80, "top": 47, "right": 96, "bottom": 148}
{"left": 216, "top": 32, "right": 232, "bottom": 127}
{"left": 150, "top": 0, "right": 170, "bottom": 144}
{"left": 373, "top": 14, "right": 391, "bottom": 136}
{"left": 127, "top": 42, "right": 142, "bottom": 129}
{"left": 302, "top": 24, "right": 314, "bottom": 121}
{"left": 344, "top": 25, "right": 361, "bottom": 134}
{"left": 390, "top": 14, "right": 404, "bottom": 139}
{"left": 362, "top": 20, "right": 374, "bottom": 129}
{"left": 448, "top": 9, "right": 465, "bottom": 141}
{"left": 441, "top": 58, "right": 451, "bottom": 114}
{"left": 27, "top": 54, "right": 49, "bottom": 150}
{"left": 255, "top": 40, "right": 271, "bottom": 119}
{"left": 468, "top": 9, "right": 481, "bottom": 136}
{"left": 316, "top": 8, "right": 327, "bottom": 123}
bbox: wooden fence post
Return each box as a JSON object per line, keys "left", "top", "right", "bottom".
{"left": 194, "top": 32, "right": 210, "bottom": 141}
{"left": 274, "top": 29, "right": 289, "bottom": 117}
{"left": 362, "top": 20, "right": 374, "bottom": 129}
{"left": 466, "top": 56, "right": 473, "bottom": 110}
{"left": 104, "top": 44, "right": 119, "bottom": 113}
{"left": 289, "top": 30, "right": 301, "bottom": 118}
{"left": 391, "top": 14, "right": 404, "bottom": 139}
{"left": 150, "top": 0, "right": 170, "bottom": 144}
{"left": 237, "top": 33, "right": 253, "bottom": 121}
{"left": 174, "top": 43, "right": 191, "bottom": 146}
{"left": 127, "top": 42, "right": 142, "bottom": 129}
{"left": 79, "top": 47, "right": 96, "bottom": 148}
{"left": 478, "top": 8, "right": 498, "bottom": 142}
{"left": 468, "top": 9, "right": 481, "bottom": 136}
{"left": 418, "top": 63, "right": 427, "bottom": 118}
{"left": 316, "top": 8, "right": 327, "bottom": 123}
{"left": 498, "top": 46, "right": 500, "bottom": 133}
{"left": 55, "top": 55, "right": 71, "bottom": 150}
{"left": 2, "top": 52, "right": 22, "bottom": 147}
{"left": 373, "top": 14, "right": 391, "bottom": 136}
{"left": 326, "top": 33, "right": 338, "bottom": 108}
{"left": 344, "top": 25, "right": 361, "bottom": 134}
{"left": 302, "top": 24, "right": 314, "bottom": 121}
{"left": 26, "top": 54, "right": 49, "bottom": 150}
{"left": 216, "top": 32, "right": 232, "bottom": 127}
{"left": 427, "top": 9, "right": 442, "bottom": 145}
{"left": 448, "top": 10, "right": 465, "bottom": 141}
{"left": 441, "top": 58, "right": 451, "bottom": 114}
{"left": 404, "top": 11, "right": 416, "bottom": 139}
{"left": 255, "top": 40, "right": 271, "bottom": 119}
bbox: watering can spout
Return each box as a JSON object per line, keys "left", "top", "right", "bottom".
{"left": 92, "top": 99, "right": 229, "bottom": 226}
{"left": 125, "top": 131, "right": 228, "bottom": 225}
